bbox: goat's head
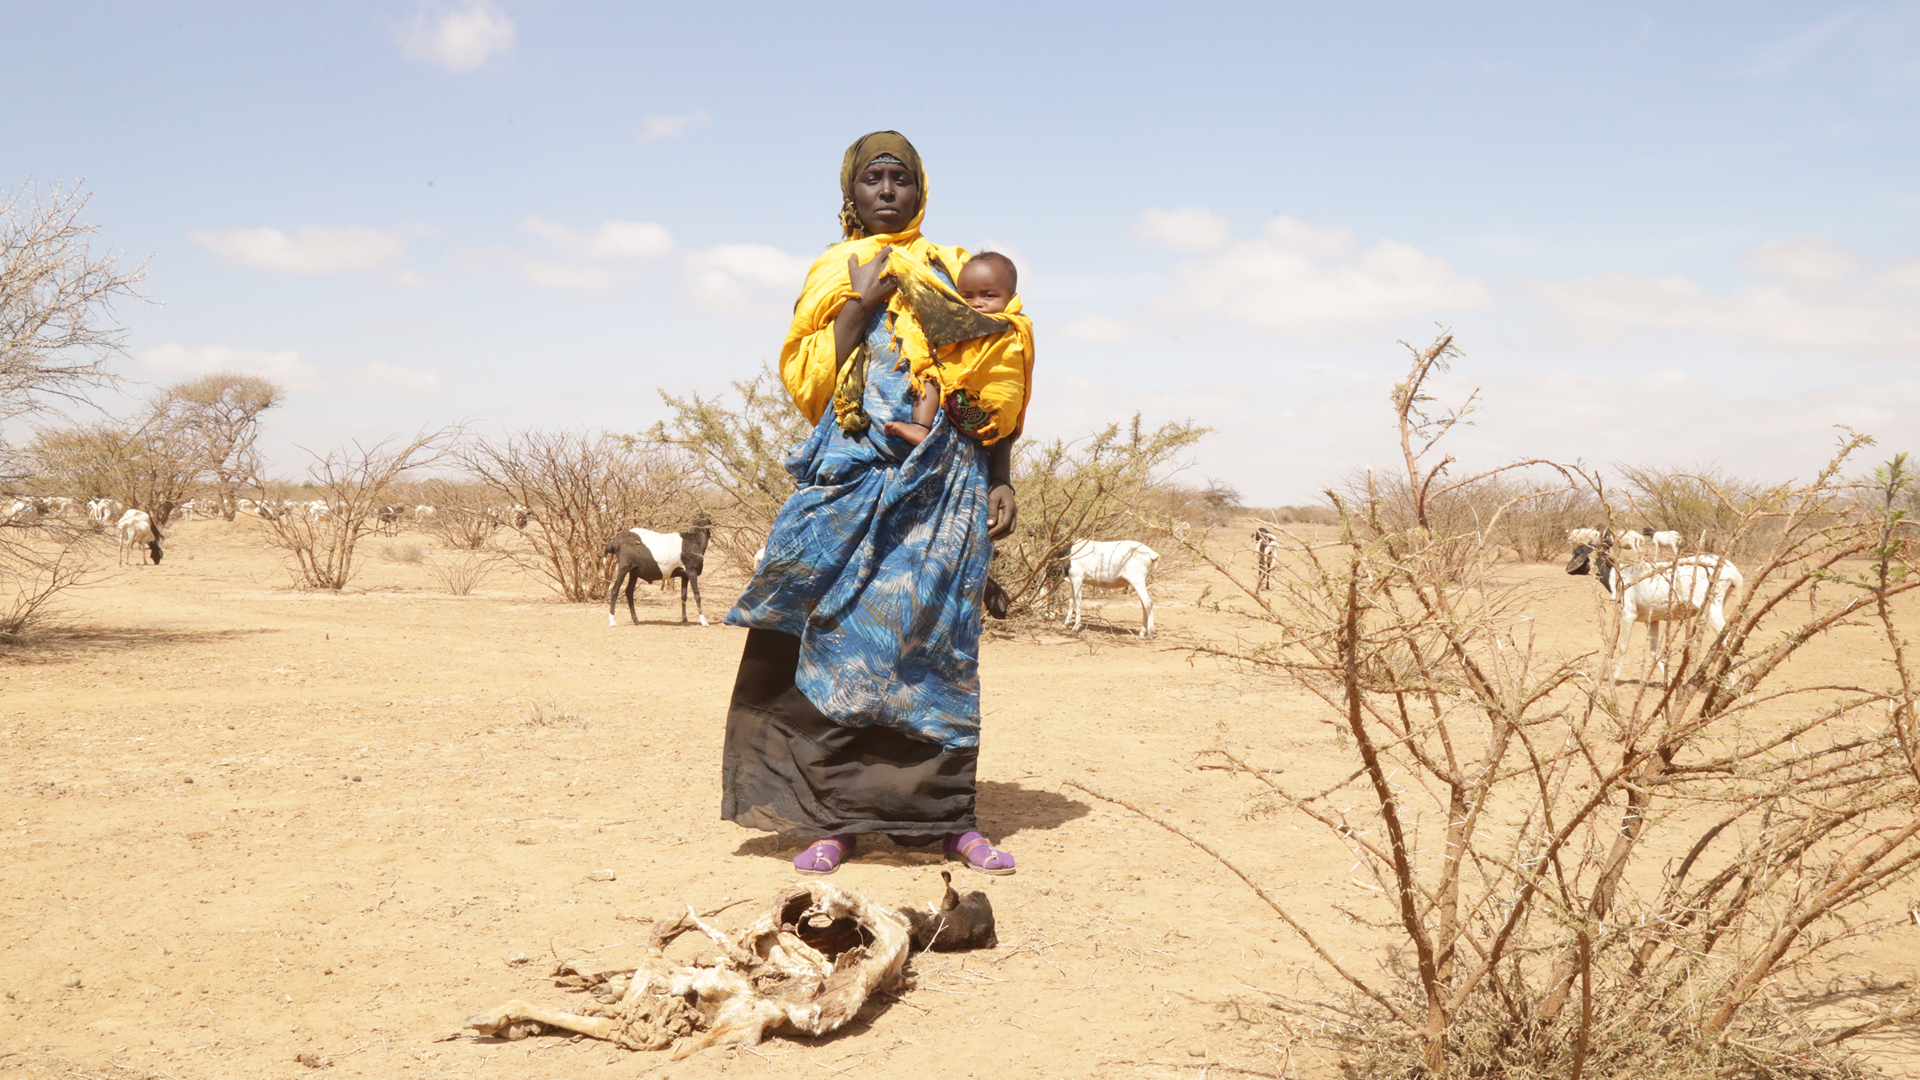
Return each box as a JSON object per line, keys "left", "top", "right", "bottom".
{"left": 1565, "top": 543, "right": 1614, "bottom": 592}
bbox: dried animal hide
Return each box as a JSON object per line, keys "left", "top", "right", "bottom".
{"left": 467, "top": 881, "right": 917, "bottom": 1059}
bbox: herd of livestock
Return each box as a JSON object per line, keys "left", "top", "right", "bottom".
{"left": 5, "top": 491, "right": 1744, "bottom": 678}
{"left": 1250, "top": 522, "right": 1746, "bottom": 681}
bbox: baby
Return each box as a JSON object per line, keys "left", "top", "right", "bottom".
{"left": 883, "top": 251, "right": 1018, "bottom": 447}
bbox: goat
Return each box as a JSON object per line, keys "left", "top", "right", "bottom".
{"left": 116, "top": 509, "right": 164, "bottom": 565}
{"left": 1047, "top": 539, "right": 1160, "bottom": 638}
{"left": 606, "top": 516, "right": 711, "bottom": 626}
{"left": 1252, "top": 526, "right": 1279, "bottom": 593}
{"left": 1616, "top": 528, "right": 1646, "bottom": 557}
{"left": 1567, "top": 527, "right": 1602, "bottom": 548}
{"left": 377, "top": 505, "right": 406, "bottom": 534}
{"left": 1650, "top": 529, "right": 1680, "bottom": 558}
{"left": 1566, "top": 542, "right": 1742, "bottom": 681}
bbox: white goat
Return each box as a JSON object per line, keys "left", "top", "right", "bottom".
{"left": 1650, "top": 530, "right": 1680, "bottom": 558}
{"left": 1567, "top": 544, "right": 1741, "bottom": 681}
{"left": 1566, "top": 527, "right": 1602, "bottom": 547}
{"left": 1049, "top": 539, "right": 1160, "bottom": 638}
{"left": 116, "top": 509, "right": 164, "bottom": 565}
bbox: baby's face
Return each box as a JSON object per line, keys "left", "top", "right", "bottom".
{"left": 957, "top": 261, "right": 1014, "bottom": 314}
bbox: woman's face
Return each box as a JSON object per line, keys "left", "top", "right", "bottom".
{"left": 852, "top": 161, "right": 920, "bottom": 235}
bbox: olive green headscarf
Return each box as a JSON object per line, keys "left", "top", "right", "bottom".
{"left": 838, "top": 131, "right": 926, "bottom": 240}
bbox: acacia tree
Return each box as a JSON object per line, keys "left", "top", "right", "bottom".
{"left": 0, "top": 183, "right": 145, "bottom": 640}
{"left": 26, "top": 390, "right": 205, "bottom": 525}
{"left": 164, "top": 373, "right": 282, "bottom": 518}
{"left": 0, "top": 183, "right": 145, "bottom": 430}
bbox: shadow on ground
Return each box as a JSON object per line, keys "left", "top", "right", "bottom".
{"left": 728, "top": 779, "right": 1089, "bottom": 862}
{"left": 0, "top": 623, "right": 284, "bottom": 664}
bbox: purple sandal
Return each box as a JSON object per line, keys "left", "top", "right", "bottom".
{"left": 794, "top": 834, "right": 855, "bottom": 875}
{"left": 943, "top": 831, "right": 1015, "bottom": 876}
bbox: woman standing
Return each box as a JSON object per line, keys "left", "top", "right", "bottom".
{"left": 721, "top": 131, "right": 1026, "bottom": 876}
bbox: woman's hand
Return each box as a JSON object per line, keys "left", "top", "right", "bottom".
{"left": 847, "top": 246, "right": 897, "bottom": 307}
{"left": 987, "top": 484, "right": 1017, "bottom": 540}
{"left": 835, "top": 246, "right": 896, "bottom": 368}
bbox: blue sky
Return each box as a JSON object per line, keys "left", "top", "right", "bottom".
{"left": 4, "top": 1, "right": 1917, "bottom": 503}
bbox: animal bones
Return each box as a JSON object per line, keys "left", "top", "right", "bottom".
{"left": 466, "top": 874, "right": 994, "bottom": 1059}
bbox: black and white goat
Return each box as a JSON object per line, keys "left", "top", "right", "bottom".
{"left": 1566, "top": 539, "right": 1742, "bottom": 681}
{"left": 606, "top": 516, "right": 711, "bottom": 627}
{"left": 116, "top": 508, "right": 164, "bottom": 565}
{"left": 1252, "top": 526, "right": 1279, "bottom": 594}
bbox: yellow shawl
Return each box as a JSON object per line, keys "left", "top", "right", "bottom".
{"left": 778, "top": 145, "right": 1032, "bottom": 446}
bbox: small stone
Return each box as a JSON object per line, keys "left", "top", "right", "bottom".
{"left": 296, "top": 1051, "right": 328, "bottom": 1068}
{"left": 182, "top": 777, "right": 193, "bottom": 784}
{"left": 585, "top": 869, "right": 617, "bottom": 882}
{"left": 1187, "top": 1043, "right": 1205, "bottom": 1058}
{"left": 60, "top": 973, "right": 82, "bottom": 989}
{"left": 505, "top": 952, "right": 529, "bottom": 966}
{"left": 350, "top": 776, "right": 362, "bottom": 782}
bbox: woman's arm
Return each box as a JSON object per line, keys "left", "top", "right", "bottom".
{"left": 987, "top": 436, "right": 1017, "bottom": 540}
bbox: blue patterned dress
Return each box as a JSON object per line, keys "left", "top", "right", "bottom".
{"left": 727, "top": 302, "right": 992, "bottom": 750}
{"left": 720, "top": 286, "right": 995, "bottom": 839}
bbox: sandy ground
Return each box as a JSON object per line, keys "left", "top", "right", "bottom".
{"left": 2, "top": 517, "right": 1917, "bottom": 1080}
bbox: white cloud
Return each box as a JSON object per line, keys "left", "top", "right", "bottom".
{"left": 507, "top": 216, "right": 808, "bottom": 311}
{"left": 397, "top": 2, "right": 515, "bottom": 72}
{"left": 517, "top": 217, "right": 677, "bottom": 289}
{"left": 1060, "top": 316, "right": 1150, "bottom": 342}
{"left": 189, "top": 225, "right": 408, "bottom": 276}
{"left": 1157, "top": 216, "right": 1491, "bottom": 338}
{"left": 132, "top": 344, "right": 324, "bottom": 391}
{"left": 130, "top": 346, "right": 442, "bottom": 398}
{"left": 344, "top": 362, "right": 444, "bottom": 396}
{"left": 1133, "top": 207, "right": 1231, "bottom": 252}
{"left": 1534, "top": 238, "right": 1920, "bottom": 357}
{"left": 1736, "top": 237, "right": 1866, "bottom": 289}
{"left": 684, "top": 244, "right": 813, "bottom": 313}
{"left": 636, "top": 110, "right": 711, "bottom": 142}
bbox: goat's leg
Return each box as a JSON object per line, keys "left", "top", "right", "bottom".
{"left": 467, "top": 999, "right": 623, "bottom": 1044}
{"left": 1647, "top": 619, "right": 1668, "bottom": 684}
{"left": 1613, "top": 618, "right": 1635, "bottom": 682}
{"left": 608, "top": 567, "right": 624, "bottom": 627}
{"left": 625, "top": 572, "right": 642, "bottom": 626}
{"left": 1126, "top": 572, "right": 1154, "bottom": 639}
{"left": 679, "top": 574, "right": 689, "bottom": 625}
{"left": 690, "top": 574, "right": 707, "bottom": 627}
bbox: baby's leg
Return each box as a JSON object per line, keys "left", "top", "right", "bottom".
{"left": 882, "top": 385, "right": 940, "bottom": 446}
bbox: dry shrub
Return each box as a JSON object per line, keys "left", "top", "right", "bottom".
{"left": 250, "top": 428, "right": 456, "bottom": 591}
{"left": 1103, "top": 333, "right": 1920, "bottom": 1079}
{"left": 996, "top": 413, "right": 1209, "bottom": 614}
{"left": 414, "top": 478, "right": 503, "bottom": 551}
{"left": 646, "top": 363, "right": 810, "bottom": 573}
{"left": 1618, "top": 464, "right": 1769, "bottom": 558}
{"left": 522, "top": 695, "right": 591, "bottom": 730}
{"left": 0, "top": 521, "right": 99, "bottom": 642}
{"left": 377, "top": 540, "right": 425, "bottom": 565}
{"left": 422, "top": 549, "right": 507, "bottom": 596}
{"left": 459, "top": 429, "right": 697, "bottom": 602}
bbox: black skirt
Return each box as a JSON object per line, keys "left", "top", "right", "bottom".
{"left": 721, "top": 628, "right": 978, "bottom": 838}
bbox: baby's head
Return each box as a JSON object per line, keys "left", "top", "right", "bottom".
{"left": 957, "top": 252, "right": 1017, "bottom": 314}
